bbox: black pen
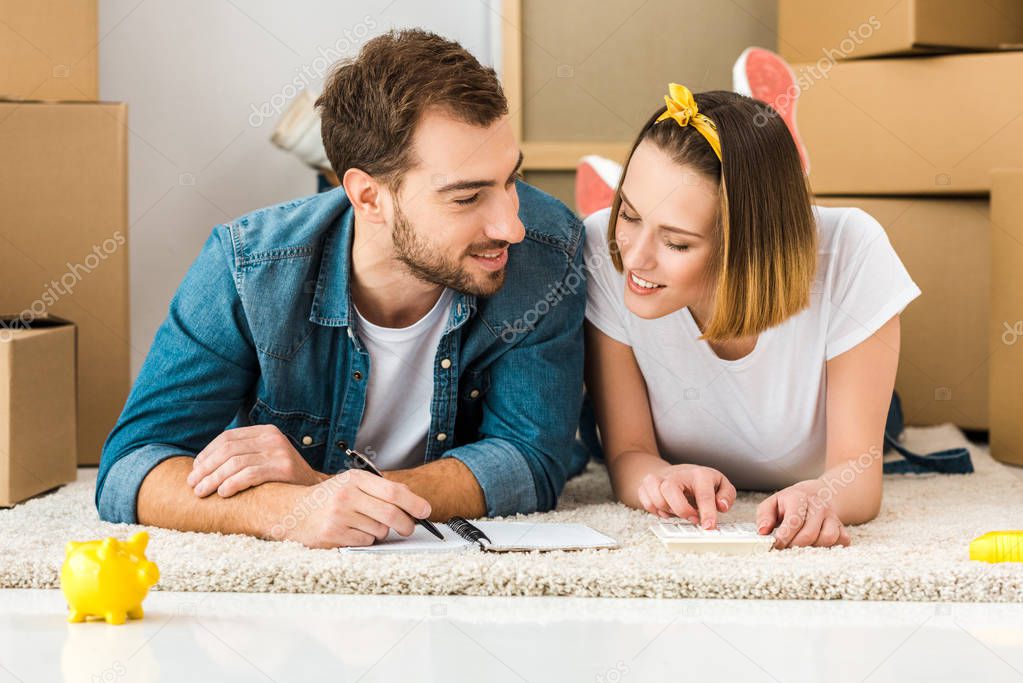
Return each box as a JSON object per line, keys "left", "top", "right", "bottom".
{"left": 344, "top": 447, "right": 445, "bottom": 541}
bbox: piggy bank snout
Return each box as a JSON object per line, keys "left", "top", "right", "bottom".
{"left": 137, "top": 561, "right": 159, "bottom": 587}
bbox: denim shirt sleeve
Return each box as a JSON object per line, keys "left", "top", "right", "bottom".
{"left": 96, "top": 226, "right": 258, "bottom": 523}
{"left": 446, "top": 226, "right": 587, "bottom": 517}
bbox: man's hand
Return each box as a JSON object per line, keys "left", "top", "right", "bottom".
{"left": 268, "top": 469, "right": 432, "bottom": 549}
{"left": 756, "top": 480, "right": 852, "bottom": 549}
{"left": 637, "top": 463, "right": 736, "bottom": 529}
{"left": 186, "top": 425, "right": 322, "bottom": 498}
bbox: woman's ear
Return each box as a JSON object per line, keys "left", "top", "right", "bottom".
{"left": 342, "top": 167, "right": 387, "bottom": 223}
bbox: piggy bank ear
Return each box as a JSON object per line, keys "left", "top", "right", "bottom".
{"left": 127, "top": 532, "right": 149, "bottom": 554}
{"left": 97, "top": 538, "right": 118, "bottom": 560}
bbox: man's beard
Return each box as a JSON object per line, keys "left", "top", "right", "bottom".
{"left": 391, "top": 200, "right": 508, "bottom": 298}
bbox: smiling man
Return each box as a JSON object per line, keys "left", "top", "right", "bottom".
{"left": 95, "top": 30, "right": 588, "bottom": 548}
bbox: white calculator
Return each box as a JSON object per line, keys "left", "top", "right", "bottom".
{"left": 650, "top": 521, "right": 775, "bottom": 555}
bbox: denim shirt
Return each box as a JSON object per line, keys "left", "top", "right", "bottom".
{"left": 95, "top": 182, "right": 589, "bottom": 524}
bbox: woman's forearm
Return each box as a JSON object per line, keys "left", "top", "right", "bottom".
{"left": 606, "top": 450, "right": 669, "bottom": 509}
{"left": 798, "top": 457, "right": 883, "bottom": 526}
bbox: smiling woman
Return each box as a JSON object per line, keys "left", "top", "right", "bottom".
{"left": 583, "top": 85, "right": 920, "bottom": 551}
{"left": 605, "top": 89, "right": 817, "bottom": 340}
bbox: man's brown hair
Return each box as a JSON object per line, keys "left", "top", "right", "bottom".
{"left": 316, "top": 29, "right": 507, "bottom": 189}
{"left": 608, "top": 90, "right": 817, "bottom": 342}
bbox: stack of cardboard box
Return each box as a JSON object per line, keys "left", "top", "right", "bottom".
{"left": 0, "top": 316, "right": 77, "bottom": 507}
{"left": 0, "top": 0, "right": 130, "bottom": 504}
{"left": 780, "top": 0, "right": 1023, "bottom": 465}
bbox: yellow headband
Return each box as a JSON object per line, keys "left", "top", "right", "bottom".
{"left": 655, "top": 83, "right": 722, "bottom": 162}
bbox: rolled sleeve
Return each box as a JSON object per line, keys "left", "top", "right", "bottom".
{"left": 95, "top": 225, "right": 258, "bottom": 523}
{"left": 447, "top": 439, "right": 539, "bottom": 517}
{"left": 97, "top": 444, "right": 194, "bottom": 524}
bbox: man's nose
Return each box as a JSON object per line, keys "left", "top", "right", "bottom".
{"left": 485, "top": 193, "right": 525, "bottom": 244}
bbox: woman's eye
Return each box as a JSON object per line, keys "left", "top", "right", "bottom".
{"left": 620, "top": 211, "right": 638, "bottom": 223}
{"left": 666, "top": 242, "right": 690, "bottom": 252}
{"left": 455, "top": 194, "right": 480, "bottom": 206}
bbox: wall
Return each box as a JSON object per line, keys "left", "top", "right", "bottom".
{"left": 98, "top": 0, "right": 496, "bottom": 375}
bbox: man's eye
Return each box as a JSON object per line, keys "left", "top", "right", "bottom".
{"left": 455, "top": 194, "right": 480, "bottom": 206}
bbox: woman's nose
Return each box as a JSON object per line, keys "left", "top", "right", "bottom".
{"left": 620, "top": 229, "right": 656, "bottom": 272}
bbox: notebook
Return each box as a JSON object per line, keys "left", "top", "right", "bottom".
{"left": 341, "top": 516, "right": 618, "bottom": 554}
{"left": 651, "top": 521, "right": 775, "bottom": 555}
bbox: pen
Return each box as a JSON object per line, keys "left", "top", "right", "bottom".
{"left": 344, "top": 447, "right": 445, "bottom": 541}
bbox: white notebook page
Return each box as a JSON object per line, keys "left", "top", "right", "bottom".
{"left": 341, "top": 521, "right": 617, "bottom": 554}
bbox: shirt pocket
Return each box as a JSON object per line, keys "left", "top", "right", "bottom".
{"left": 248, "top": 399, "right": 331, "bottom": 471}
{"left": 462, "top": 367, "right": 491, "bottom": 401}
{"left": 455, "top": 367, "right": 492, "bottom": 444}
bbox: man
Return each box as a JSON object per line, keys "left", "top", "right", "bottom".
{"left": 96, "top": 29, "right": 587, "bottom": 548}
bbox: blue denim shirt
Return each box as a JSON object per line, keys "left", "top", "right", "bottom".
{"left": 97, "top": 182, "right": 588, "bottom": 524}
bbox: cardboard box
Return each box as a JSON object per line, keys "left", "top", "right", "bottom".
{"left": 0, "top": 0, "right": 98, "bottom": 101}
{"left": 780, "top": 0, "right": 1023, "bottom": 62}
{"left": 0, "top": 316, "right": 77, "bottom": 506}
{"left": 0, "top": 101, "right": 129, "bottom": 465}
{"left": 523, "top": 171, "right": 576, "bottom": 213}
{"left": 796, "top": 51, "right": 1023, "bottom": 195}
{"left": 519, "top": 0, "right": 777, "bottom": 143}
{"left": 815, "top": 197, "right": 989, "bottom": 429}
{"left": 990, "top": 170, "right": 1023, "bottom": 465}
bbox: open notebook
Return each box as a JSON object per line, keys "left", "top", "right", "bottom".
{"left": 341, "top": 517, "right": 618, "bottom": 554}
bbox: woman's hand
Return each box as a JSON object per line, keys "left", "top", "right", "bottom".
{"left": 637, "top": 464, "right": 737, "bottom": 529}
{"left": 756, "top": 480, "right": 851, "bottom": 549}
{"left": 186, "top": 424, "right": 323, "bottom": 498}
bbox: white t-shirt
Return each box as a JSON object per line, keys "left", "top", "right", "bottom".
{"left": 584, "top": 205, "right": 921, "bottom": 491}
{"left": 352, "top": 288, "right": 456, "bottom": 470}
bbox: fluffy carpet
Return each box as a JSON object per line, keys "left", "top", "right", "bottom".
{"left": 1, "top": 425, "right": 1021, "bottom": 600}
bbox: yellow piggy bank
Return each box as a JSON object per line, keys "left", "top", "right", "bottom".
{"left": 61, "top": 531, "right": 160, "bottom": 625}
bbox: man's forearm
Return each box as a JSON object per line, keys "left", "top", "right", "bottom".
{"left": 137, "top": 456, "right": 300, "bottom": 538}
{"left": 384, "top": 457, "right": 486, "bottom": 521}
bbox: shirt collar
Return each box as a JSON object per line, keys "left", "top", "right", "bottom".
{"left": 308, "top": 196, "right": 355, "bottom": 327}
{"left": 308, "top": 195, "right": 478, "bottom": 332}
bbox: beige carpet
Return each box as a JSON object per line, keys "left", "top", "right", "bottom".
{"left": 2, "top": 425, "right": 1021, "bottom": 601}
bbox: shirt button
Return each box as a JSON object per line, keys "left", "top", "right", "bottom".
{"left": 301, "top": 435, "right": 313, "bottom": 446}
{"left": 440, "top": 358, "right": 452, "bottom": 369}
{"left": 436, "top": 433, "right": 447, "bottom": 442}
{"left": 353, "top": 371, "right": 363, "bottom": 380}
{"left": 469, "top": 389, "right": 480, "bottom": 399}
{"left": 335, "top": 440, "right": 348, "bottom": 450}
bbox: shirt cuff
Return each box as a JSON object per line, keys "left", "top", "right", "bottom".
{"left": 446, "top": 438, "right": 539, "bottom": 517}
{"left": 97, "top": 444, "right": 194, "bottom": 524}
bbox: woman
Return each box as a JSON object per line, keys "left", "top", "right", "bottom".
{"left": 583, "top": 84, "right": 920, "bottom": 549}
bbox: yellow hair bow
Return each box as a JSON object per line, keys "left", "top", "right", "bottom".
{"left": 655, "top": 83, "right": 722, "bottom": 162}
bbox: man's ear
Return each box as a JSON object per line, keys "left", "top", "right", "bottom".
{"left": 342, "top": 168, "right": 388, "bottom": 223}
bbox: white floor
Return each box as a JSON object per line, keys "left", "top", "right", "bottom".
{"left": 0, "top": 589, "right": 1022, "bottom": 682}
{"left": 2, "top": 461, "right": 1021, "bottom": 683}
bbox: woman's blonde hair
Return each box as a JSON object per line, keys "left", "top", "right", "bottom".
{"left": 608, "top": 90, "right": 817, "bottom": 342}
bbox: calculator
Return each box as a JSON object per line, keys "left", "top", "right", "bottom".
{"left": 650, "top": 521, "right": 776, "bottom": 555}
